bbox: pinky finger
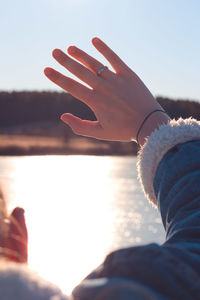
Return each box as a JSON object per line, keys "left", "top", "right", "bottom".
{"left": 61, "top": 113, "right": 102, "bottom": 138}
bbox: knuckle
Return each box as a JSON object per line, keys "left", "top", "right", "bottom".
{"left": 90, "top": 76, "right": 99, "bottom": 89}
{"left": 86, "top": 89, "right": 95, "bottom": 100}
{"left": 60, "top": 77, "right": 73, "bottom": 91}
{"left": 103, "top": 48, "right": 110, "bottom": 57}
{"left": 65, "top": 79, "right": 74, "bottom": 90}
{"left": 77, "top": 49, "right": 84, "bottom": 58}
{"left": 77, "top": 65, "right": 85, "bottom": 76}
{"left": 71, "top": 62, "right": 79, "bottom": 73}
{"left": 71, "top": 61, "right": 85, "bottom": 77}
{"left": 53, "top": 71, "right": 61, "bottom": 81}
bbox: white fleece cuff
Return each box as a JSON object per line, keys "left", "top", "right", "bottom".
{"left": 137, "top": 117, "right": 200, "bottom": 207}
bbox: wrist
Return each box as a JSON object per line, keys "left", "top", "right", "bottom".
{"left": 138, "top": 111, "right": 171, "bottom": 146}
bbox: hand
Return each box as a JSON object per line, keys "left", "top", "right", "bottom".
{"left": 44, "top": 37, "right": 169, "bottom": 145}
{"left": 3, "top": 207, "right": 28, "bottom": 263}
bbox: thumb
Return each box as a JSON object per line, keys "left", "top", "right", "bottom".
{"left": 60, "top": 113, "right": 102, "bottom": 138}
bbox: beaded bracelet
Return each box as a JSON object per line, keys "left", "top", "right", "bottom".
{"left": 136, "top": 109, "right": 167, "bottom": 144}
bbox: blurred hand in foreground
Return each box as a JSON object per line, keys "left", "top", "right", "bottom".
{"left": 2, "top": 207, "right": 28, "bottom": 263}
{"left": 44, "top": 37, "right": 170, "bottom": 145}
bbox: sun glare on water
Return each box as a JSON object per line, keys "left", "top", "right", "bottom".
{"left": 5, "top": 155, "right": 115, "bottom": 295}
{"left": 0, "top": 155, "right": 164, "bottom": 296}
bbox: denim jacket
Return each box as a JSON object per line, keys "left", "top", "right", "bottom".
{"left": 72, "top": 118, "right": 200, "bottom": 300}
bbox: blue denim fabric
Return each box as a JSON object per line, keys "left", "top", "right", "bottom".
{"left": 72, "top": 141, "right": 200, "bottom": 300}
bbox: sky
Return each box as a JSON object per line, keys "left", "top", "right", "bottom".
{"left": 1, "top": 0, "right": 200, "bottom": 101}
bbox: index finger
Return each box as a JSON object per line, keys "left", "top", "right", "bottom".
{"left": 92, "top": 37, "right": 131, "bottom": 75}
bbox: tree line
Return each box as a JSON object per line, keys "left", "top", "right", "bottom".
{"left": 0, "top": 91, "right": 199, "bottom": 136}
{"left": 0, "top": 91, "right": 95, "bottom": 127}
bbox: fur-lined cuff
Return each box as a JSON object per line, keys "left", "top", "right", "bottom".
{"left": 137, "top": 117, "right": 200, "bottom": 207}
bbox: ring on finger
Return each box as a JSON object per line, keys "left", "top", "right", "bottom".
{"left": 97, "top": 66, "right": 108, "bottom": 76}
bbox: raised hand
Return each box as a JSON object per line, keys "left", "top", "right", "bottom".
{"left": 44, "top": 37, "right": 169, "bottom": 145}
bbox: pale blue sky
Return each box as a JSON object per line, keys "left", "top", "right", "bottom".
{"left": 1, "top": 0, "right": 200, "bottom": 101}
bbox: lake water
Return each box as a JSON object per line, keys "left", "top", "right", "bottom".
{"left": 0, "top": 155, "right": 165, "bottom": 295}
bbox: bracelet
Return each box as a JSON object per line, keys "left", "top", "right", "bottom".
{"left": 136, "top": 109, "right": 167, "bottom": 144}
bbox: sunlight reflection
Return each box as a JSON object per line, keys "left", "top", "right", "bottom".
{"left": 7, "top": 156, "right": 116, "bottom": 294}
{"left": 0, "top": 155, "right": 165, "bottom": 295}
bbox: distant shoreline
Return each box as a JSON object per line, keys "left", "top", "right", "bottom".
{"left": 1, "top": 92, "right": 199, "bottom": 156}
{"left": 0, "top": 135, "right": 138, "bottom": 156}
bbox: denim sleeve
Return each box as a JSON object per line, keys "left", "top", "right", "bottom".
{"left": 72, "top": 138, "right": 200, "bottom": 300}
{"left": 154, "top": 140, "right": 200, "bottom": 262}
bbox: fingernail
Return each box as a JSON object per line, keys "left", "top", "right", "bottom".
{"left": 93, "top": 37, "right": 100, "bottom": 44}
{"left": 68, "top": 46, "right": 76, "bottom": 54}
{"left": 18, "top": 207, "right": 25, "bottom": 217}
{"left": 12, "top": 207, "right": 25, "bottom": 218}
{"left": 44, "top": 68, "right": 53, "bottom": 76}
{"left": 61, "top": 114, "right": 70, "bottom": 124}
{"left": 60, "top": 114, "right": 67, "bottom": 121}
{"left": 53, "top": 49, "right": 62, "bottom": 58}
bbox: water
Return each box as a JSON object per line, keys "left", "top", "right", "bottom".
{"left": 0, "top": 155, "right": 165, "bottom": 295}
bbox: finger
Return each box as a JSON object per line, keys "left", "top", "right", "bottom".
{"left": 67, "top": 46, "right": 113, "bottom": 80}
{"left": 44, "top": 68, "right": 94, "bottom": 106}
{"left": 92, "top": 37, "right": 130, "bottom": 75}
{"left": 52, "top": 49, "right": 100, "bottom": 88}
{"left": 61, "top": 113, "right": 103, "bottom": 138}
{"left": 9, "top": 207, "right": 28, "bottom": 263}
